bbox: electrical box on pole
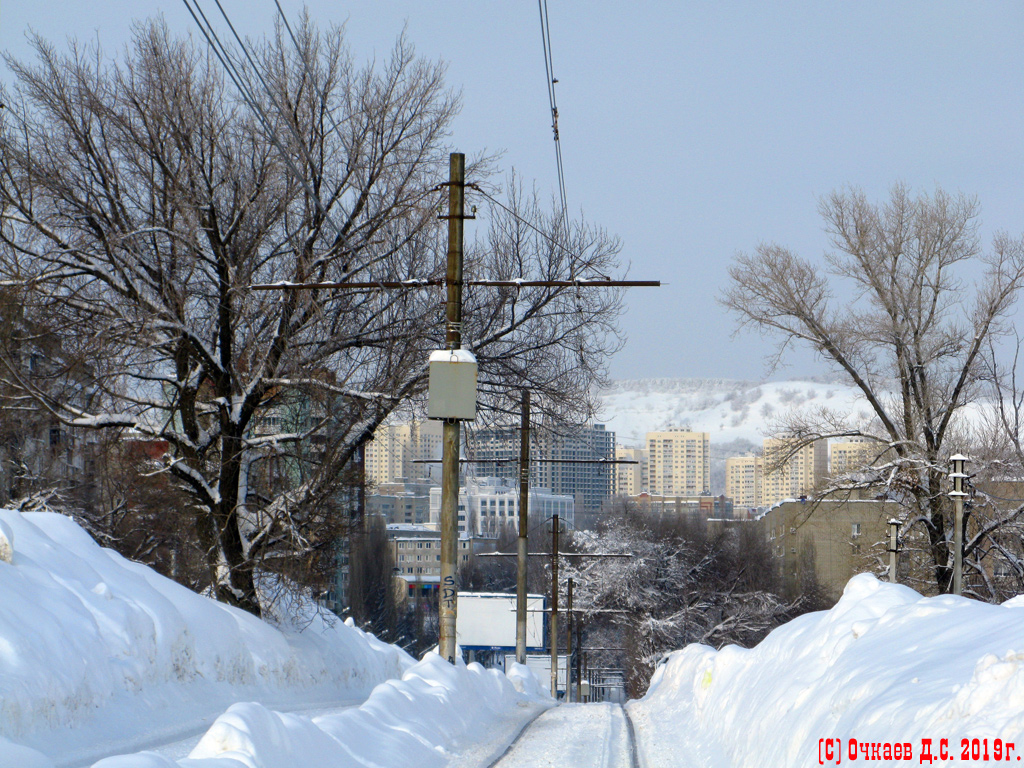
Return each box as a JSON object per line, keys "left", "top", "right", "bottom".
{"left": 428, "top": 349, "right": 478, "bottom": 421}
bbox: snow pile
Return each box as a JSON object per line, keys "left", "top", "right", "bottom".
{"left": 0, "top": 509, "right": 412, "bottom": 768}
{"left": 628, "top": 574, "right": 1024, "bottom": 767}
{"left": 0, "top": 516, "right": 12, "bottom": 563}
{"left": 93, "top": 656, "right": 551, "bottom": 768}
{"left": 598, "top": 378, "right": 869, "bottom": 445}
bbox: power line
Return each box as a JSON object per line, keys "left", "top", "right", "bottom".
{"left": 180, "top": 0, "right": 349, "bottom": 248}
{"left": 252, "top": 278, "right": 658, "bottom": 291}
{"left": 537, "top": 0, "right": 568, "bottom": 222}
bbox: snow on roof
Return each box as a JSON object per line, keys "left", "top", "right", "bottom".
{"left": 428, "top": 348, "right": 477, "bottom": 364}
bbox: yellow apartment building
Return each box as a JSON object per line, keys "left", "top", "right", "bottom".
{"left": 614, "top": 446, "right": 648, "bottom": 496}
{"left": 761, "top": 437, "right": 828, "bottom": 507}
{"left": 645, "top": 429, "right": 710, "bottom": 496}
{"left": 725, "top": 454, "right": 763, "bottom": 510}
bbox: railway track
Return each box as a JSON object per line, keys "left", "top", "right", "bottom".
{"left": 488, "top": 702, "right": 642, "bottom": 768}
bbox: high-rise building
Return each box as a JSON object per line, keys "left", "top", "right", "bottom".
{"left": 725, "top": 454, "right": 763, "bottom": 510}
{"left": 468, "top": 423, "right": 615, "bottom": 514}
{"left": 645, "top": 429, "right": 710, "bottom": 496}
{"left": 614, "top": 446, "right": 648, "bottom": 496}
{"left": 761, "top": 438, "right": 828, "bottom": 507}
{"left": 367, "top": 479, "right": 436, "bottom": 525}
{"left": 364, "top": 420, "right": 443, "bottom": 486}
{"left": 829, "top": 438, "right": 882, "bottom": 476}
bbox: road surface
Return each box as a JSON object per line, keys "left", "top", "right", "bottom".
{"left": 489, "top": 703, "right": 639, "bottom": 768}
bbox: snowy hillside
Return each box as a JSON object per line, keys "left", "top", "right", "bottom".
{"left": 0, "top": 510, "right": 413, "bottom": 768}
{"left": 597, "top": 378, "right": 872, "bottom": 447}
{"left": 628, "top": 574, "right": 1024, "bottom": 766}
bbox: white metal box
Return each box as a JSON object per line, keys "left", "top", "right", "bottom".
{"left": 456, "top": 592, "right": 545, "bottom": 650}
{"left": 427, "top": 348, "right": 478, "bottom": 420}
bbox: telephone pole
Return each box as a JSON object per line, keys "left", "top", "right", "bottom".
{"left": 251, "top": 150, "right": 658, "bottom": 667}
{"left": 566, "top": 577, "right": 574, "bottom": 700}
{"left": 550, "top": 511, "right": 560, "bottom": 698}
{"left": 438, "top": 153, "right": 466, "bottom": 664}
{"left": 516, "top": 390, "right": 530, "bottom": 664}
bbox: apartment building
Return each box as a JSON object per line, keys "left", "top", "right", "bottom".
{"left": 387, "top": 524, "right": 492, "bottom": 596}
{"left": 364, "top": 420, "right": 443, "bottom": 486}
{"left": 759, "top": 498, "right": 898, "bottom": 599}
{"left": 829, "top": 437, "right": 884, "bottom": 476}
{"left": 761, "top": 438, "right": 828, "bottom": 507}
{"left": 367, "top": 479, "right": 436, "bottom": 525}
{"left": 613, "top": 446, "right": 648, "bottom": 496}
{"left": 725, "top": 454, "right": 763, "bottom": 510}
{"left": 645, "top": 429, "right": 710, "bottom": 496}
{"left": 631, "top": 492, "right": 734, "bottom": 519}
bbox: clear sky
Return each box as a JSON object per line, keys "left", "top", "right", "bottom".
{"left": 4, "top": 2, "right": 1024, "bottom": 382}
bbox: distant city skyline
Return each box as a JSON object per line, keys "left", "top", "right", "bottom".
{"left": 6, "top": 3, "right": 1024, "bottom": 380}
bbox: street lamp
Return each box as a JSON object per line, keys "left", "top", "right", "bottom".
{"left": 948, "top": 454, "right": 969, "bottom": 595}
{"left": 886, "top": 519, "right": 902, "bottom": 584}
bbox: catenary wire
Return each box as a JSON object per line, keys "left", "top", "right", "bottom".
{"left": 180, "top": 0, "right": 349, "bottom": 248}
{"left": 537, "top": 0, "right": 568, "bottom": 222}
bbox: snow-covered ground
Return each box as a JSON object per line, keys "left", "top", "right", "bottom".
{"left": 597, "top": 378, "right": 871, "bottom": 446}
{"left": 94, "top": 657, "right": 550, "bottom": 768}
{"left": 5, "top": 507, "right": 1024, "bottom": 768}
{"left": 628, "top": 574, "right": 1024, "bottom": 767}
{"left": 491, "top": 703, "right": 634, "bottom": 768}
{"left": 0, "top": 509, "right": 414, "bottom": 768}
{"left": 0, "top": 509, "right": 551, "bottom": 768}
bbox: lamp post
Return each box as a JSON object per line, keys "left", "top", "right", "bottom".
{"left": 948, "top": 454, "right": 969, "bottom": 596}
{"left": 886, "top": 519, "right": 902, "bottom": 584}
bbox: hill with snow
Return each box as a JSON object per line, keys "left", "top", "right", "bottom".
{"left": 597, "top": 378, "right": 873, "bottom": 448}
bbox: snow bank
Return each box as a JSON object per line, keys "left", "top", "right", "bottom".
{"left": 0, "top": 509, "right": 412, "bottom": 768}
{"left": 628, "top": 574, "right": 1024, "bottom": 767}
{"left": 0, "top": 516, "right": 12, "bottom": 563}
{"left": 92, "top": 654, "right": 551, "bottom": 768}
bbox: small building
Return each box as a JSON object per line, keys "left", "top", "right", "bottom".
{"left": 428, "top": 477, "right": 574, "bottom": 536}
{"left": 367, "top": 478, "right": 435, "bottom": 525}
{"left": 630, "top": 492, "right": 734, "bottom": 520}
{"left": 758, "top": 497, "right": 898, "bottom": 599}
{"left": 386, "top": 524, "right": 496, "bottom": 598}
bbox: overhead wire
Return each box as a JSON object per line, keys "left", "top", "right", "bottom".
{"left": 179, "top": 0, "right": 348, "bottom": 247}
{"left": 185, "top": 1, "right": 606, "bottom": 295}
{"left": 537, "top": 0, "right": 568, "bottom": 222}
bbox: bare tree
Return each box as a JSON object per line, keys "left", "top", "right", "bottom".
{"left": 722, "top": 185, "right": 1024, "bottom": 595}
{"left": 0, "top": 20, "right": 623, "bottom": 616}
{"left": 566, "top": 503, "right": 799, "bottom": 697}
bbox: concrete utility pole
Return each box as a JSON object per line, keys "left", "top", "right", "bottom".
{"left": 438, "top": 153, "right": 466, "bottom": 664}
{"left": 566, "top": 577, "right": 574, "bottom": 701}
{"left": 550, "top": 512, "right": 560, "bottom": 698}
{"left": 251, "top": 151, "right": 658, "bottom": 667}
{"left": 575, "top": 612, "right": 583, "bottom": 702}
{"left": 949, "top": 454, "right": 969, "bottom": 596}
{"left": 516, "top": 390, "right": 530, "bottom": 664}
{"left": 887, "top": 519, "right": 902, "bottom": 584}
